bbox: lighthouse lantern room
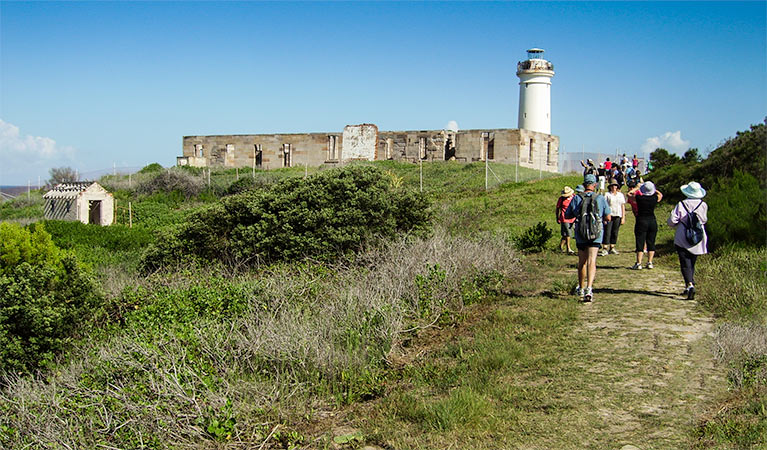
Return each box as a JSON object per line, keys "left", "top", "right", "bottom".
{"left": 517, "top": 48, "right": 555, "bottom": 135}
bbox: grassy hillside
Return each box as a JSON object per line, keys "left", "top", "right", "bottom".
{"left": 0, "top": 154, "right": 763, "bottom": 448}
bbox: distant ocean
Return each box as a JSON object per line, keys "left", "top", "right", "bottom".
{"left": 0, "top": 186, "right": 38, "bottom": 196}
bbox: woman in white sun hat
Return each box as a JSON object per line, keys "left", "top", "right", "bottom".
{"left": 667, "top": 181, "right": 708, "bottom": 300}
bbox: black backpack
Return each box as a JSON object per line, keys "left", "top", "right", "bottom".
{"left": 680, "top": 201, "right": 704, "bottom": 246}
{"left": 578, "top": 193, "right": 602, "bottom": 241}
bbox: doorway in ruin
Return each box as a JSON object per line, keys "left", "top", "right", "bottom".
{"left": 88, "top": 200, "right": 102, "bottom": 225}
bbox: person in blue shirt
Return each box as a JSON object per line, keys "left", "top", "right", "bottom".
{"left": 565, "top": 174, "right": 611, "bottom": 302}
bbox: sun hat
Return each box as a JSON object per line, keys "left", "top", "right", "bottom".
{"left": 575, "top": 184, "right": 585, "bottom": 193}
{"left": 584, "top": 174, "right": 597, "bottom": 185}
{"left": 681, "top": 181, "right": 706, "bottom": 199}
{"left": 639, "top": 181, "right": 656, "bottom": 196}
{"left": 609, "top": 178, "right": 619, "bottom": 187}
{"left": 561, "top": 186, "right": 574, "bottom": 197}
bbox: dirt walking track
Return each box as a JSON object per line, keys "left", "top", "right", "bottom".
{"left": 557, "top": 248, "right": 725, "bottom": 449}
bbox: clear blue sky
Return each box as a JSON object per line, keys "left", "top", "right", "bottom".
{"left": 1, "top": 1, "right": 765, "bottom": 185}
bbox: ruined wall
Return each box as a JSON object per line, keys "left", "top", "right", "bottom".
{"left": 180, "top": 128, "right": 559, "bottom": 173}
{"left": 518, "top": 129, "right": 559, "bottom": 173}
{"left": 341, "top": 124, "right": 378, "bottom": 160}
{"left": 77, "top": 189, "right": 114, "bottom": 226}
{"left": 182, "top": 133, "right": 341, "bottom": 170}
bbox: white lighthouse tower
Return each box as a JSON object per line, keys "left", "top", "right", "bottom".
{"left": 517, "top": 48, "right": 554, "bottom": 134}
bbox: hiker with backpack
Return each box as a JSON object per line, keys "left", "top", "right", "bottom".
{"left": 556, "top": 186, "right": 577, "bottom": 255}
{"left": 667, "top": 182, "right": 708, "bottom": 300}
{"left": 628, "top": 181, "right": 663, "bottom": 270}
{"left": 565, "top": 174, "right": 611, "bottom": 302}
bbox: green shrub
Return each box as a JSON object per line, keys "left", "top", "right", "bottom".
{"left": 139, "top": 166, "right": 432, "bottom": 271}
{"left": 223, "top": 176, "right": 278, "bottom": 196}
{"left": 514, "top": 221, "right": 553, "bottom": 253}
{"left": 0, "top": 222, "right": 60, "bottom": 273}
{"left": 138, "top": 162, "right": 164, "bottom": 174}
{"left": 705, "top": 170, "right": 767, "bottom": 248}
{"left": 0, "top": 223, "right": 102, "bottom": 373}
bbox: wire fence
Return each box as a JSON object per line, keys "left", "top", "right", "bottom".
{"left": 559, "top": 151, "right": 648, "bottom": 174}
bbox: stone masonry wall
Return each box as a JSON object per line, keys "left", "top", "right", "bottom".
{"left": 180, "top": 128, "right": 559, "bottom": 173}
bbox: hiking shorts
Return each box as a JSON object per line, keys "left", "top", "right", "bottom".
{"left": 560, "top": 222, "right": 575, "bottom": 238}
{"left": 577, "top": 242, "right": 601, "bottom": 250}
{"left": 635, "top": 217, "right": 658, "bottom": 252}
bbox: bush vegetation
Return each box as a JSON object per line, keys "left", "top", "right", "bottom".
{"left": 135, "top": 168, "right": 205, "bottom": 198}
{"left": 0, "top": 223, "right": 102, "bottom": 373}
{"left": 649, "top": 119, "right": 766, "bottom": 204}
{"left": 140, "top": 165, "right": 432, "bottom": 271}
{"left": 514, "top": 221, "right": 553, "bottom": 252}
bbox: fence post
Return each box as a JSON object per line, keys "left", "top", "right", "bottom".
{"left": 485, "top": 156, "right": 488, "bottom": 190}
{"left": 419, "top": 158, "right": 423, "bottom": 192}
{"left": 129, "top": 202, "right": 132, "bottom": 228}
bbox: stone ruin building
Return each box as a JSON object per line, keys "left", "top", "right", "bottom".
{"left": 177, "top": 124, "right": 559, "bottom": 173}
{"left": 43, "top": 181, "right": 114, "bottom": 226}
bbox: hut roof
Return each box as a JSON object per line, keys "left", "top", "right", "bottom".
{"left": 43, "top": 181, "right": 105, "bottom": 199}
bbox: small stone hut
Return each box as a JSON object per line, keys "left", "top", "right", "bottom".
{"left": 43, "top": 182, "right": 114, "bottom": 226}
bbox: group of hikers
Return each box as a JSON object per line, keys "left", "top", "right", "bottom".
{"left": 556, "top": 161, "right": 708, "bottom": 303}
{"left": 579, "top": 154, "right": 648, "bottom": 193}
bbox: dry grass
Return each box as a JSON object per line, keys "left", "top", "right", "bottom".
{"left": 0, "top": 228, "right": 521, "bottom": 449}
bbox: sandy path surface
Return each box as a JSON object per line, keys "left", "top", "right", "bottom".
{"left": 560, "top": 249, "right": 725, "bottom": 449}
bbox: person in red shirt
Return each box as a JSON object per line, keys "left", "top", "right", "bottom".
{"left": 632, "top": 154, "right": 639, "bottom": 169}
{"left": 604, "top": 157, "right": 612, "bottom": 172}
{"left": 556, "top": 186, "right": 576, "bottom": 254}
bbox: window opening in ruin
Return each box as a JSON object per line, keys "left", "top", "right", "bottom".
{"left": 254, "top": 144, "right": 263, "bottom": 168}
{"left": 419, "top": 137, "right": 427, "bottom": 160}
{"left": 283, "top": 143, "right": 292, "bottom": 167}
{"left": 195, "top": 144, "right": 204, "bottom": 158}
{"left": 386, "top": 138, "right": 393, "bottom": 160}
{"left": 547, "top": 142, "right": 552, "bottom": 165}
{"left": 328, "top": 135, "right": 338, "bottom": 160}
{"left": 444, "top": 135, "right": 455, "bottom": 160}
{"left": 529, "top": 138, "right": 534, "bottom": 162}
{"left": 488, "top": 136, "right": 495, "bottom": 160}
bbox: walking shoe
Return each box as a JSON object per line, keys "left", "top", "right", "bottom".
{"left": 630, "top": 263, "right": 642, "bottom": 270}
{"left": 646, "top": 262, "right": 654, "bottom": 269}
{"left": 599, "top": 249, "right": 608, "bottom": 256}
{"left": 687, "top": 286, "right": 695, "bottom": 300}
{"left": 567, "top": 249, "right": 576, "bottom": 255}
{"left": 583, "top": 287, "right": 593, "bottom": 303}
{"left": 609, "top": 248, "right": 619, "bottom": 255}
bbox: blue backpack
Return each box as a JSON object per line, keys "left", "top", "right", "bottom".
{"left": 680, "top": 201, "right": 704, "bottom": 246}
